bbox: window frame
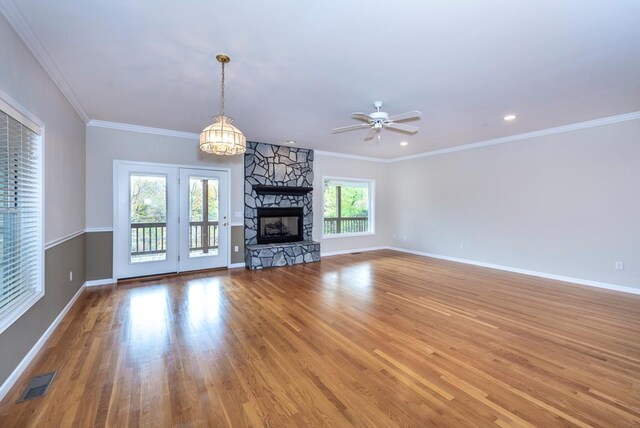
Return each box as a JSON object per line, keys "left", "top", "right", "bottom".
{"left": 322, "top": 176, "right": 375, "bottom": 239}
{"left": 0, "top": 92, "right": 45, "bottom": 336}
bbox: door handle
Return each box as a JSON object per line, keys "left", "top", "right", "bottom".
{"left": 223, "top": 222, "right": 228, "bottom": 226}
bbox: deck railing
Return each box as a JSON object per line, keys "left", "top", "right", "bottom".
{"left": 323, "top": 217, "right": 368, "bottom": 235}
{"left": 131, "top": 222, "right": 166, "bottom": 255}
{"left": 188, "top": 221, "right": 219, "bottom": 253}
{"left": 130, "top": 221, "right": 219, "bottom": 255}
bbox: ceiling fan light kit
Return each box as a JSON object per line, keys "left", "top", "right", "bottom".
{"left": 200, "top": 54, "right": 247, "bottom": 156}
{"left": 332, "top": 101, "right": 422, "bottom": 140}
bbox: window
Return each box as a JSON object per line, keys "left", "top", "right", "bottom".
{"left": 323, "top": 178, "right": 374, "bottom": 237}
{"left": 0, "top": 99, "right": 44, "bottom": 335}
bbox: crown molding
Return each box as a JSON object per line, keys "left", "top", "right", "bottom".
{"left": 88, "top": 110, "right": 640, "bottom": 163}
{"left": 314, "top": 150, "right": 387, "bottom": 163}
{"left": 87, "top": 119, "right": 200, "bottom": 140}
{"left": 294, "top": 111, "right": 640, "bottom": 164}
{"left": 387, "top": 110, "right": 640, "bottom": 163}
{"left": 0, "top": 0, "right": 90, "bottom": 123}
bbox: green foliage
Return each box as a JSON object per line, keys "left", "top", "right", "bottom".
{"left": 323, "top": 186, "right": 337, "bottom": 217}
{"left": 323, "top": 184, "right": 369, "bottom": 218}
{"left": 341, "top": 187, "right": 368, "bottom": 217}
{"left": 189, "top": 178, "right": 219, "bottom": 222}
{"left": 129, "top": 176, "right": 219, "bottom": 225}
{"left": 130, "top": 176, "right": 166, "bottom": 223}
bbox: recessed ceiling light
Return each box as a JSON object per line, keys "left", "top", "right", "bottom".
{"left": 504, "top": 114, "right": 516, "bottom": 121}
{"left": 400, "top": 141, "right": 408, "bottom": 146}
{"left": 285, "top": 140, "right": 296, "bottom": 144}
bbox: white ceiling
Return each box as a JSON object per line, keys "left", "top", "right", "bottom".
{"left": 9, "top": 0, "right": 640, "bottom": 158}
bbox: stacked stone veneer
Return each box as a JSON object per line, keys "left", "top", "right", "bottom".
{"left": 244, "top": 142, "right": 320, "bottom": 269}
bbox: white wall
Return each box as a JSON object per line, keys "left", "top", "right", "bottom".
{"left": 313, "top": 154, "right": 389, "bottom": 254}
{"left": 0, "top": 14, "right": 86, "bottom": 242}
{"left": 85, "top": 126, "right": 245, "bottom": 228}
{"left": 387, "top": 119, "right": 640, "bottom": 289}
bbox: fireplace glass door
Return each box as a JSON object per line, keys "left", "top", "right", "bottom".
{"left": 256, "top": 208, "right": 303, "bottom": 244}
{"left": 260, "top": 216, "right": 299, "bottom": 239}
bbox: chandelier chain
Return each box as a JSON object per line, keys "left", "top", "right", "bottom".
{"left": 220, "top": 61, "right": 225, "bottom": 118}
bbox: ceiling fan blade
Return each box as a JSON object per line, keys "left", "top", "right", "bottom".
{"left": 387, "top": 110, "right": 422, "bottom": 122}
{"left": 351, "top": 112, "right": 372, "bottom": 122}
{"left": 332, "top": 123, "right": 371, "bottom": 133}
{"left": 386, "top": 122, "right": 419, "bottom": 133}
{"left": 364, "top": 127, "right": 378, "bottom": 140}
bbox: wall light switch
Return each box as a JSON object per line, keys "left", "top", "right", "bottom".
{"left": 234, "top": 246, "right": 239, "bottom": 252}
{"left": 459, "top": 242, "right": 464, "bottom": 249}
{"left": 615, "top": 261, "right": 624, "bottom": 270}
{"left": 69, "top": 271, "right": 73, "bottom": 282}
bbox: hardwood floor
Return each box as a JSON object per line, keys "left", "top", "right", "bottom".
{"left": 1, "top": 250, "right": 639, "bottom": 427}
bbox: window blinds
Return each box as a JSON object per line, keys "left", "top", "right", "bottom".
{"left": 0, "top": 108, "right": 43, "bottom": 324}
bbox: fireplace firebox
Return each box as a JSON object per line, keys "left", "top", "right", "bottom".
{"left": 256, "top": 207, "right": 304, "bottom": 244}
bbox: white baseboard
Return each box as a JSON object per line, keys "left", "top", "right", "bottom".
{"left": 387, "top": 246, "right": 640, "bottom": 296}
{"left": 228, "top": 262, "right": 246, "bottom": 269}
{"left": 321, "top": 246, "right": 387, "bottom": 257}
{"left": 84, "top": 278, "right": 117, "bottom": 287}
{"left": 0, "top": 283, "right": 86, "bottom": 402}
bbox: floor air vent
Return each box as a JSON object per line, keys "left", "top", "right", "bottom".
{"left": 17, "top": 372, "right": 56, "bottom": 403}
{"left": 351, "top": 252, "right": 362, "bottom": 255}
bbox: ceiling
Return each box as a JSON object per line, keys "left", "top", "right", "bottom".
{"left": 8, "top": 0, "right": 640, "bottom": 158}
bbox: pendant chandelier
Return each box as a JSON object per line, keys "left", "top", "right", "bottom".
{"left": 199, "top": 54, "right": 246, "bottom": 155}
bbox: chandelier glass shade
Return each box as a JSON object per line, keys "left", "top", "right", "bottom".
{"left": 200, "top": 54, "right": 246, "bottom": 155}
{"left": 200, "top": 115, "right": 246, "bottom": 155}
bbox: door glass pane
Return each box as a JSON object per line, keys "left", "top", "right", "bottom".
{"left": 130, "top": 174, "right": 167, "bottom": 263}
{"left": 188, "top": 177, "right": 219, "bottom": 258}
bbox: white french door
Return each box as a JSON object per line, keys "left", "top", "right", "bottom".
{"left": 115, "top": 164, "right": 178, "bottom": 278}
{"left": 115, "top": 162, "right": 229, "bottom": 279}
{"left": 179, "top": 168, "right": 229, "bottom": 272}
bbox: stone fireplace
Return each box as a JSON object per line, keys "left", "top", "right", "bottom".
{"left": 244, "top": 142, "right": 320, "bottom": 269}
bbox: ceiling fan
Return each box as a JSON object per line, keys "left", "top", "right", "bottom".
{"left": 332, "top": 101, "right": 422, "bottom": 140}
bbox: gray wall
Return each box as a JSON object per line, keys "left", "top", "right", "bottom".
{"left": 0, "top": 13, "right": 86, "bottom": 386}
{"left": 387, "top": 119, "right": 640, "bottom": 289}
{"left": 0, "top": 235, "right": 86, "bottom": 385}
{"left": 231, "top": 226, "right": 244, "bottom": 264}
{"left": 85, "top": 232, "right": 113, "bottom": 280}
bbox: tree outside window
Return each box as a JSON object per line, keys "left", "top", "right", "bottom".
{"left": 323, "top": 179, "right": 373, "bottom": 235}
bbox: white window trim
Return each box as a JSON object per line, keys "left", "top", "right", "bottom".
{"left": 321, "top": 176, "right": 375, "bottom": 239}
{"left": 0, "top": 90, "right": 45, "bottom": 336}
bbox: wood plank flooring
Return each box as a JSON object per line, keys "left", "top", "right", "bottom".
{"left": 1, "top": 250, "right": 639, "bottom": 427}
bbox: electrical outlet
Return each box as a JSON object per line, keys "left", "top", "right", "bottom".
{"left": 234, "top": 245, "right": 239, "bottom": 252}
{"left": 69, "top": 271, "right": 73, "bottom": 282}
{"left": 459, "top": 242, "right": 464, "bottom": 249}
{"left": 403, "top": 235, "right": 407, "bottom": 241}
{"left": 615, "top": 261, "right": 624, "bottom": 270}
